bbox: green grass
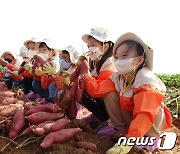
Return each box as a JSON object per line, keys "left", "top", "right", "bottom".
{"left": 157, "top": 74, "right": 180, "bottom": 118}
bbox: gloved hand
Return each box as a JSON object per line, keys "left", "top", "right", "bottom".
{"left": 0, "top": 58, "right": 8, "bottom": 67}
{"left": 0, "top": 65, "right": 4, "bottom": 72}
{"left": 106, "top": 143, "right": 133, "bottom": 154}
{"left": 12, "top": 71, "right": 19, "bottom": 76}
{"left": 43, "top": 63, "right": 56, "bottom": 76}
{"left": 24, "top": 63, "right": 33, "bottom": 74}
{"left": 35, "top": 67, "right": 44, "bottom": 76}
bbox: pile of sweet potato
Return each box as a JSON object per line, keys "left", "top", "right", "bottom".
{"left": 0, "top": 82, "right": 97, "bottom": 152}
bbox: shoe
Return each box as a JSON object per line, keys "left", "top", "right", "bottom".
{"left": 27, "top": 93, "right": 39, "bottom": 101}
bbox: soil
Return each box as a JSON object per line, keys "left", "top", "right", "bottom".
{"left": 0, "top": 119, "right": 179, "bottom": 154}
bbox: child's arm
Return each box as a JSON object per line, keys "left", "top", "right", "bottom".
{"left": 126, "top": 85, "right": 171, "bottom": 138}
{"left": 84, "top": 76, "right": 116, "bottom": 98}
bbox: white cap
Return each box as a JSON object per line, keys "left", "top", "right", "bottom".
{"left": 63, "top": 45, "right": 80, "bottom": 64}
{"left": 38, "top": 39, "right": 55, "bottom": 49}
{"left": 82, "top": 27, "right": 111, "bottom": 43}
{"left": 24, "top": 38, "right": 38, "bottom": 48}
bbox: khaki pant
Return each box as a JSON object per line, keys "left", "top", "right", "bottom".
{"left": 104, "top": 91, "right": 165, "bottom": 137}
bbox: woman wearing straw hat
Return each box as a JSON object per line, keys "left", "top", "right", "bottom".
{"left": 80, "top": 32, "right": 172, "bottom": 152}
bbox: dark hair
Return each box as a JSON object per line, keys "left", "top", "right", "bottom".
{"left": 88, "top": 36, "right": 114, "bottom": 74}
{"left": 62, "top": 50, "right": 70, "bottom": 55}
{"left": 39, "top": 42, "right": 51, "bottom": 51}
{"left": 118, "top": 40, "right": 145, "bottom": 56}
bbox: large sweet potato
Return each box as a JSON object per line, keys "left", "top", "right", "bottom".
{"left": 33, "top": 55, "right": 48, "bottom": 65}
{"left": 1, "top": 98, "right": 19, "bottom": 105}
{"left": 9, "top": 109, "right": 25, "bottom": 139}
{"left": 66, "top": 97, "right": 77, "bottom": 120}
{"left": 0, "top": 91, "right": 15, "bottom": 100}
{"left": 25, "top": 104, "right": 62, "bottom": 116}
{"left": 26, "top": 112, "right": 64, "bottom": 124}
{"left": 51, "top": 118, "right": 70, "bottom": 132}
{"left": 40, "top": 128, "right": 82, "bottom": 148}
{"left": 0, "top": 82, "right": 7, "bottom": 91}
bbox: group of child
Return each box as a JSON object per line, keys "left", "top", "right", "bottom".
{"left": 0, "top": 28, "right": 172, "bottom": 152}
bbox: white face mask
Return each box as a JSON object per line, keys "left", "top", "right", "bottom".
{"left": 29, "top": 50, "right": 36, "bottom": 57}
{"left": 114, "top": 57, "right": 137, "bottom": 75}
{"left": 23, "top": 58, "right": 31, "bottom": 63}
{"left": 87, "top": 47, "right": 103, "bottom": 60}
{"left": 39, "top": 53, "right": 49, "bottom": 60}
{"left": 59, "top": 58, "right": 71, "bottom": 70}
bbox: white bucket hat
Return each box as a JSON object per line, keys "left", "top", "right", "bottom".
{"left": 38, "top": 39, "right": 55, "bottom": 49}
{"left": 113, "top": 32, "right": 153, "bottom": 70}
{"left": 63, "top": 45, "right": 80, "bottom": 64}
{"left": 82, "top": 27, "right": 111, "bottom": 43}
{"left": 24, "top": 38, "right": 38, "bottom": 48}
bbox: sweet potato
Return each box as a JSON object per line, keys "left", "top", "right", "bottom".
{"left": 1, "top": 98, "right": 19, "bottom": 105}
{"left": 70, "top": 67, "right": 80, "bottom": 83}
{"left": 0, "top": 91, "right": 15, "bottom": 100}
{"left": 66, "top": 97, "right": 77, "bottom": 120}
{"left": 33, "top": 55, "right": 48, "bottom": 65}
{"left": 25, "top": 104, "right": 62, "bottom": 116}
{"left": 70, "top": 78, "right": 78, "bottom": 96}
{"left": 0, "top": 104, "right": 23, "bottom": 117}
{"left": 40, "top": 128, "right": 82, "bottom": 148}
{"left": 59, "top": 90, "right": 71, "bottom": 110}
{"left": 26, "top": 112, "right": 64, "bottom": 124}
{"left": 0, "top": 82, "right": 7, "bottom": 91}
{"left": 18, "top": 66, "right": 25, "bottom": 75}
{"left": 76, "top": 141, "right": 97, "bottom": 152}
{"left": 9, "top": 109, "right": 25, "bottom": 139}
{"left": 76, "top": 83, "right": 82, "bottom": 103}
{"left": 79, "top": 60, "right": 89, "bottom": 77}
{"left": 21, "top": 125, "right": 34, "bottom": 136}
{"left": 51, "top": 118, "right": 70, "bottom": 132}
{"left": 32, "top": 121, "right": 52, "bottom": 136}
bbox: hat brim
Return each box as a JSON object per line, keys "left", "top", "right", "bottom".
{"left": 82, "top": 34, "right": 108, "bottom": 43}
{"left": 113, "top": 32, "right": 153, "bottom": 70}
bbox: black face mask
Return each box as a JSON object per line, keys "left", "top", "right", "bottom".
{"left": 4, "top": 58, "right": 13, "bottom": 63}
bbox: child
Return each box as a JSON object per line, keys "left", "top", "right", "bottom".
{"left": 80, "top": 27, "right": 116, "bottom": 122}
{"left": 0, "top": 52, "right": 23, "bottom": 89}
{"left": 47, "top": 45, "right": 80, "bottom": 101}
{"left": 82, "top": 32, "right": 172, "bottom": 152}
{"left": 31, "top": 39, "right": 60, "bottom": 103}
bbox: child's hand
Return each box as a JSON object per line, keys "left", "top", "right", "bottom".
{"left": 35, "top": 67, "right": 44, "bottom": 76}
{"left": 0, "top": 58, "right": 8, "bottom": 67}
{"left": 12, "top": 71, "right": 19, "bottom": 76}
{"left": 43, "top": 63, "right": 56, "bottom": 76}
{"left": 24, "top": 63, "right": 33, "bottom": 74}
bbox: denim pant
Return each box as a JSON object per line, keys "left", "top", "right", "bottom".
{"left": 48, "top": 82, "right": 57, "bottom": 100}
{"left": 32, "top": 80, "right": 49, "bottom": 98}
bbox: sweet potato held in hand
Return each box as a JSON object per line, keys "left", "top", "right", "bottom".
{"left": 40, "top": 128, "right": 82, "bottom": 148}
{"left": 26, "top": 112, "right": 64, "bottom": 124}
{"left": 33, "top": 54, "right": 48, "bottom": 65}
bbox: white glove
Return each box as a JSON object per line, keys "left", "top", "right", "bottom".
{"left": 35, "top": 67, "right": 44, "bottom": 76}
{"left": 43, "top": 63, "right": 56, "bottom": 76}
{"left": 106, "top": 143, "right": 133, "bottom": 154}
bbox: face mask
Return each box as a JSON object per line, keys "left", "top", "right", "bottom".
{"left": 114, "top": 57, "right": 137, "bottom": 75}
{"left": 23, "top": 58, "right": 31, "bottom": 63}
{"left": 59, "top": 58, "right": 71, "bottom": 70}
{"left": 39, "top": 53, "right": 49, "bottom": 60}
{"left": 87, "top": 47, "right": 102, "bottom": 60}
{"left": 29, "top": 50, "right": 36, "bottom": 57}
{"left": 4, "top": 58, "right": 13, "bottom": 63}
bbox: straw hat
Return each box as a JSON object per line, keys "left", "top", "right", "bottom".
{"left": 113, "top": 32, "right": 153, "bottom": 70}
{"left": 82, "top": 27, "right": 111, "bottom": 43}
{"left": 24, "top": 38, "right": 38, "bottom": 48}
